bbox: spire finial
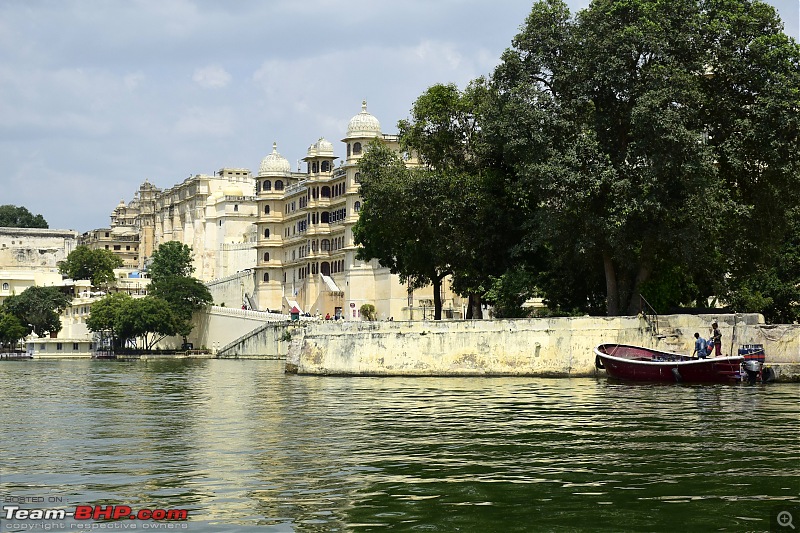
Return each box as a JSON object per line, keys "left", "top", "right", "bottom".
{"left": 361, "top": 100, "right": 367, "bottom": 112}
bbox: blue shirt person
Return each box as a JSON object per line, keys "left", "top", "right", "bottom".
{"left": 693, "top": 332, "right": 708, "bottom": 359}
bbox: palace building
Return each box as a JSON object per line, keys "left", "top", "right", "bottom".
{"left": 99, "top": 102, "right": 464, "bottom": 320}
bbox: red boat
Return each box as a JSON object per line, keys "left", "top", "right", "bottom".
{"left": 594, "top": 343, "right": 748, "bottom": 383}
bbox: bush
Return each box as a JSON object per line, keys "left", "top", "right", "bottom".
{"left": 359, "top": 304, "right": 377, "bottom": 321}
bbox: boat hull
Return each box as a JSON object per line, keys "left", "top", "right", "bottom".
{"left": 595, "top": 344, "right": 744, "bottom": 383}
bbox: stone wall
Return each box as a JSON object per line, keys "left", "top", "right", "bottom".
{"left": 0, "top": 227, "right": 79, "bottom": 269}
{"left": 185, "top": 305, "right": 287, "bottom": 352}
{"left": 286, "top": 314, "right": 800, "bottom": 380}
{"left": 205, "top": 270, "right": 257, "bottom": 309}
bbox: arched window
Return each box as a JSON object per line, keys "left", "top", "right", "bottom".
{"left": 353, "top": 142, "right": 362, "bottom": 154}
{"left": 264, "top": 228, "right": 270, "bottom": 238}
{"left": 321, "top": 186, "right": 331, "bottom": 198}
{"left": 312, "top": 162, "right": 319, "bottom": 173}
{"left": 263, "top": 180, "right": 271, "bottom": 191}
{"left": 321, "top": 239, "right": 330, "bottom": 252}
{"left": 354, "top": 201, "right": 361, "bottom": 212}
{"left": 275, "top": 180, "right": 284, "bottom": 191}
{"left": 264, "top": 205, "right": 270, "bottom": 215}
{"left": 263, "top": 252, "right": 270, "bottom": 261}
{"left": 263, "top": 273, "right": 269, "bottom": 282}
{"left": 234, "top": 204, "right": 239, "bottom": 212}
{"left": 321, "top": 161, "right": 330, "bottom": 172}
{"left": 2, "top": 283, "right": 8, "bottom": 291}
{"left": 347, "top": 143, "right": 351, "bottom": 157}
{"left": 354, "top": 172, "right": 361, "bottom": 183}
{"left": 255, "top": 181, "right": 260, "bottom": 193}
{"left": 321, "top": 211, "right": 330, "bottom": 223}
{"left": 321, "top": 262, "right": 331, "bottom": 276}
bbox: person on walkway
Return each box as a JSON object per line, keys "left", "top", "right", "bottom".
{"left": 710, "top": 322, "right": 722, "bottom": 356}
{"left": 693, "top": 332, "right": 708, "bottom": 359}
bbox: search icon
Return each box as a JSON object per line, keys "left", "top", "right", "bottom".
{"left": 778, "top": 510, "right": 796, "bottom": 530}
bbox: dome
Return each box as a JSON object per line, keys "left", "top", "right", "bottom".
{"left": 223, "top": 183, "right": 243, "bottom": 197}
{"left": 346, "top": 100, "right": 381, "bottom": 139}
{"left": 206, "top": 187, "right": 224, "bottom": 205}
{"left": 258, "top": 142, "right": 291, "bottom": 177}
{"left": 306, "top": 137, "right": 335, "bottom": 158}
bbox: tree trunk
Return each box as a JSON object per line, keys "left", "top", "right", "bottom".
{"left": 627, "top": 262, "right": 652, "bottom": 315}
{"left": 466, "top": 293, "right": 483, "bottom": 319}
{"left": 603, "top": 251, "right": 620, "bottom": 316}
{"left": 432, "top": 275, "right": 443, "bottom": 320}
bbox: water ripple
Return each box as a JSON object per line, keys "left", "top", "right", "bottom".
{"left": 0, "top": 359, "right": 797, "bottom": 531}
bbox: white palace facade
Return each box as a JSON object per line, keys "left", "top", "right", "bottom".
{"left": 100, "top": 102, "right": 463, "bottom": 321}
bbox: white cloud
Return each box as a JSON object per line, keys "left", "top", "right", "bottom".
{"left": 173, "top": 106, "right": 235, "bottom": 137}
{"left": 192, "top": 65, "right": 231, "bottom": 89}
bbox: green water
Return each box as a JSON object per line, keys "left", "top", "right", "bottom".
{"left": 0, "top": 359, "right": 797, "bottom": 532}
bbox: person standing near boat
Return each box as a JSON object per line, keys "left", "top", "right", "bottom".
{"left": 710, "top": 322, "right": 722, "bottom": 356}
{"left": 693, "top": 332, "right": 708, "bottom": 359}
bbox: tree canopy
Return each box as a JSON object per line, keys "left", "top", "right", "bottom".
{"left": 86, "top": 292, "right": 132, "bottom": 348}
{"left": 148, "top": 241, "right": 195, "bottom": 281}
{"left": 0, "top": 205, "right": 48, "bottom": 228}
{"left": 115, "top": 296, "right": 178, "bottom": 350}
{"left": 150, "top": 275, "right": 213, "bottom": 339}
{"left": 0, "top": 310, "right": 28, "bottom": 349}
{"left": 353, "top": 0, "right": 799, "bottom": 321}
{"left": 147, "top": 241, "right": 211, "bottom": 341}
{"left": 481, "top": 0, "right": 799, "bottom": 317}
{"left": 58, "top": 245, "right": 123, "bottom": 286}
{"left": 2, "top": 286, "right": 72, "bottom": 338}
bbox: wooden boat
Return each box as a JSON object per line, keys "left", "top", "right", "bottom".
{"left": 594, "top": 343, "right": 746, "bottom": 383}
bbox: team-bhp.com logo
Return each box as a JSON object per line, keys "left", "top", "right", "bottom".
{"left": 4, "top": 504, "right": 189, "bottom": 521}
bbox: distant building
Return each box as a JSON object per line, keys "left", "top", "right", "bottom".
{"left": 0, "top": 227, "right": 78, "bottom": 305}
{"left": 152, "top": 168, "right": 257, "bottom": 281}
{"left": 80, "top": 180, "right": 162, "bottom": 270}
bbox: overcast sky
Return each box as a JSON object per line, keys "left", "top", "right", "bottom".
{"left": 1, "top": 0, "right": 797, "bottom": 233}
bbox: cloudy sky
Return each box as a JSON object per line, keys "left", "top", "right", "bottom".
{"left": 1, "top": 0, "right": 797, "bottom": 233}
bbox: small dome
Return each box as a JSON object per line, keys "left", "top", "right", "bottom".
{"left": 346, "top": 100, "right": 381, "bottom": 139}
{"left": 223, "top": 184, "right": 243, "bottom": 197}
{"left": 206, "top": 187, "right": 223, "bottom": 205}
{"left": 306, "top": 137, "right": 335, "bottom": 158}
{"left": 258, "top": 142, "right": 291, "bottom": 177}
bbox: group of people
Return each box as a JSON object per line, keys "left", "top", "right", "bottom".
{"left": 693, "top": 322, "right": 722, "bottom": 359}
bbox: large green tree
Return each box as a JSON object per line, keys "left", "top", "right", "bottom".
{"left": 86, "top": 292, "right": 132, "bottom": 348}
{"left": 354, "top": 142, "right": 453, "bottom": 320}
{"left": 147, "top": 241, "right": 211, "bottom": 341}
{"left": 148, "top": 241, "right": 195, "bottom": 281}
{"left": 58, "top": 245, "right": 123, "bottom": 286}
{"left": 3, "top": 286, "right": 72, "bottom": 337}
{"left": 0, "top": 310, "right": 28, "bottom": 349}
{"left": 0, "top": 205, "right": 48, "bottom": 228}
{"left": 150, "top": 276, "right": 212, "bottom": 340}
{"left": 482, "top": 0, "right": 800, "bottom": 316}
{"left": 116, "top": 296, "right": 178, "bottom": 350}
{"left": 397, "top": 83, "right": 522, "bottom": 319}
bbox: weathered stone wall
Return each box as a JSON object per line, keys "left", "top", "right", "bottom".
{"left": 286, "top": 314, "right": 800, "bottom": 380}
{"left": 205, "top": 270, "right": 257, "bottom": 309}
{"left": 216, "top": 322, "right": 293, "bottom": 359}
{"left": 0, "top": 227, "right": 79, "bottom": 269}
{"left": 184, "top": 306, "right": 287, "bottom": 352}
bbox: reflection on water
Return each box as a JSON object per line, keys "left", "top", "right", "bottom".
{"left": 0, "top": 359, "right": 797, "bottom": 531}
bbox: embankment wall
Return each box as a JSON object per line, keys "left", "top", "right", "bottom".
{"left": 286, "top": 314, "right": 800, "bottom": 381}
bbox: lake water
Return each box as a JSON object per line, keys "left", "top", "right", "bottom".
{"left": 0, "top": 359, "right": 798, "bottom": 532}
